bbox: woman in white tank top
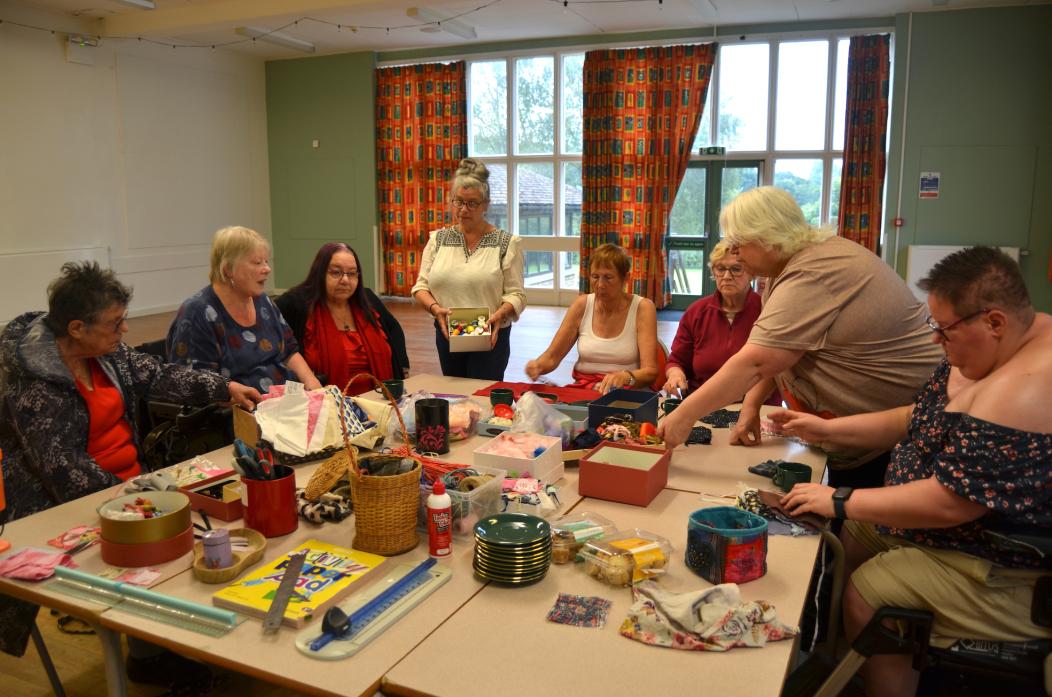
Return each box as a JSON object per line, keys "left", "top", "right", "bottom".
{"left": 525, "top": 244, "right": 659, "bottom": 394}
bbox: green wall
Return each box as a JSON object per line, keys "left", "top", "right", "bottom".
{"left": 265, "top": 51, "right": 377, "bottom": 290}
{"left": 884, "top": 6, "right": 1052, "bottom": 311}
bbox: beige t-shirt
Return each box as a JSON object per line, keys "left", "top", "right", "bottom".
{"left": 749, "top": 236, "right": 944, "bottom": 467}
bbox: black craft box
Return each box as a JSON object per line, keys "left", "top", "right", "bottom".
{"left": 587, "top": 388, "right": 659, "bottom": 429}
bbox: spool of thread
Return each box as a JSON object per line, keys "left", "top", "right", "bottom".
{"left": 202, "top": 529, "right": 233, "bottom": 569}
{"left": 457, "top": 475, "right": 493, "bottom": 492}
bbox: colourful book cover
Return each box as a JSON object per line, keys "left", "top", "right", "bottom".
{"left": 213, "top": 539, "right": 387, "bottom": 627}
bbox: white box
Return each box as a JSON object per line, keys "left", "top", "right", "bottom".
{"left": 473, "top": 432, "right": 564, "bottom": 484}
{"left": 448, "top": 306, "right": 492, "bottom": 353}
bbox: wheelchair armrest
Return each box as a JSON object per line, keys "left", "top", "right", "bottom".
{"left": 853, "top": 607, "right": 934, "bottom": 670}
{"left": 175, "top": 403, "right": 229, "bottom": 432}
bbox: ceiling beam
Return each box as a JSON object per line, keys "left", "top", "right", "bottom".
{"left": 102, "top": 0, "right": 379, "bottom": 36}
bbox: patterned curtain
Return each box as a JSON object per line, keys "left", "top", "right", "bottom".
{"left": 837, "top": 34, "right": 891, "bottom": 252}
{"left": 580, "top": 44, "right": 716, "bottom": 307}
{"left": 376, "top": 62, "right": 467, "bottom": 296}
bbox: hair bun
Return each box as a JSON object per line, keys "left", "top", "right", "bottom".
{"left": 457, "top": 158, "right": 489, "bottom": 182}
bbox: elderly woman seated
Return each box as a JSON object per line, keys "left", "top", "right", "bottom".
{"left": 275, "top": 242, "right": 409, "bottom": 395}
{"left": 167, "top": 225, "right": 321, "bottom": 393}
{"left": 778, "top": 247, "right": 1052, "bottom": 697}
{"left": 525, "top": 243, "right": 658, "bottom": 394}
{"left": 663, "top": 239, "right": 778, "bottom": 405}
{"left": 0, "top": 261, "right": 260, "bottom": 687}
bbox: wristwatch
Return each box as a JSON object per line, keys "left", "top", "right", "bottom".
{"left": 624, "top": 371, "right": 636, "bottom": 387}
{"left": 832, "top": 487, "right": 854, "bottom": 520}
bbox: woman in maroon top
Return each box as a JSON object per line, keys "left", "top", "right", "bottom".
{"left": 663, "top": 241, "right": 777, "bottom": 405}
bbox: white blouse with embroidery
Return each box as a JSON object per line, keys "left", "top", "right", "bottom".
{"left": 411, "top": 227, "right": 526, "bottom": 328}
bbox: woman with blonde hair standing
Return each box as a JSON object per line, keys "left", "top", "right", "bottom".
{"left": 167, "top": 226, "right": 321, "bottom": 393}
{"left": 412, "top": 158, "right": 526, "bottom": 380}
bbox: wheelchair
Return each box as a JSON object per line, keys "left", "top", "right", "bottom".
{"left": 785, "top": 530, "right": 1052, "bottom": 697}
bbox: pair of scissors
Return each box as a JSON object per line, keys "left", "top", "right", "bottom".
{"left": 233, "top": 438, "right": 268, "bottom": 480}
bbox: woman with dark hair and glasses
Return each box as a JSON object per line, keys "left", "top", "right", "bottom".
{"left": 0, "top": 261, "right": 259, "bottom": 686}
{"left": 411, "top": 158, "right": 526, "bottom": 380}
{"left": 276, "top": 243, "right": 408, "bottom": 395}
{"left": 662, "top": 240, "right": 778, "bottom": 405}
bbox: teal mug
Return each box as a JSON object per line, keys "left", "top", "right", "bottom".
{"left": 377, "top": 379, "right": 404, "bottom": 401}
{"left": 490, "top": 388, "right": 514, "bottom": 407}
{"left": 772, "top": 462, "right": 813, "bottom": 493}
{"left": 662, "top": 398, "right": 682, "bottom": 415}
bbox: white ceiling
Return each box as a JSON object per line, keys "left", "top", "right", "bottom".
{"left": 16, "top": 0, "right": 1049, "bottom": 58}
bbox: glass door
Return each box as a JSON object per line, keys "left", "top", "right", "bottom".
{"left": 667, "top": 160, "right": 762, "bottom": 309}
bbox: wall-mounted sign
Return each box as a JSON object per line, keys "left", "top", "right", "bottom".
{"left": 919, "top": 171, "right": 941, "bottom": 199}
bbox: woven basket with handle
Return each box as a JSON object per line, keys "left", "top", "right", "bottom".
{"left": 335, "top": 373, "right": 421, "bottom": 556}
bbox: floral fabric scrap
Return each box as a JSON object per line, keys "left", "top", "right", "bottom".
{"left": 620, "top": 580, "right": 796, "bottom": 651}
{"left": 546, "top": 593, "right": 613, "bottom": 628}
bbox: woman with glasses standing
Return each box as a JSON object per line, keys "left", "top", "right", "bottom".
{"left": 276, "top": 243, "right": 408, "bottom": 395}
{"left": 167, "top": 226, "right": 321, "bottom": 394}
{"left": 659, "top": 187, "right": 942, "bottom": 489}
{"left": 412, "top": 158, "right": 526, "bottom": 380}
{"left": 662, "top": 240, "right": 778, "bottom": 405}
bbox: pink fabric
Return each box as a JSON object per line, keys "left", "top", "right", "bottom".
{"left": 260, "top": 384, "right": 327, "bottom": 444}
{"left": 0, "top": 548, "right": 77, "bottom": 581}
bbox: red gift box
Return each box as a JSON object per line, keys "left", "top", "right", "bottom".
{"left": 578, "top": 441, "right": 670, "bottom": 507}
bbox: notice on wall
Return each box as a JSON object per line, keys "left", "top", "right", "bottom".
{"left": 919, "top": 171, "right": 941, "bottom": 199}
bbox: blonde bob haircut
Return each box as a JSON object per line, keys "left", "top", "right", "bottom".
{"left": 209, "top": 226, "right": 270, "bottom": 285}
{"left": 719, "top": 186, "right": 834, "bottom": 259}
{"left": 589, "top": 243, "right": 631, "bottom": 279}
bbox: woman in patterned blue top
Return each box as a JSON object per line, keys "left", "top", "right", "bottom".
{"left": 167, "top": 226, "right": 321, "bottom": 394}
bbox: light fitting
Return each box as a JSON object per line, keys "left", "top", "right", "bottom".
{"left": 112, "top": 0, "right": 156, "bottom": 9}
{"left": 406, "top": 7, "right": 477, "bottom": 40}
{"left": 235, "top": 26, "right": 316, "bottom": 53}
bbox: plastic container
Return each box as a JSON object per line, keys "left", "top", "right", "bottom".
{"left": 427, "top": 479, "right": 453, "bottom": 558}
{"left": 550, "top": 512, "right": 616, "bottom": 564}
{"left": 417, "top": 465, "right": 507, "bottom": 536}
{"left": 201, "top": 529, "right": 233, "bottom": 570}
{"left": 686, "top": 507, "right": 768, "bottom": 584}
{"left": 579, "top": 529, "right": 672, "bottom": 587}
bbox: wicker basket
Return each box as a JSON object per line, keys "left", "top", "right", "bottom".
{"left": 340, "top": 373, "right": 421, "bottom": 556}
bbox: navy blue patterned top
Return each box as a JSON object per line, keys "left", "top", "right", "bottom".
{"left": 881, "top": 360, "right": 1052, "bottom": 569}
{"left": 166, "top": 286, "right": 299, "bottom": 394}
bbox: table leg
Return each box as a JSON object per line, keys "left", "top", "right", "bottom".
{"left": 94, "top": 624, "right": 128, "bottom": 697}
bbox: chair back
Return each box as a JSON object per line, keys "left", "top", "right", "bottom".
{"left": 650, "top": 338, "right": 669, "bottom": 391}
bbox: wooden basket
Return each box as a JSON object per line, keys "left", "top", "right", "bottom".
{"left": 340, "top": 373, "right": 421, "bottom": 556}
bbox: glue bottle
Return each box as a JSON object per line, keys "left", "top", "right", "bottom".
{"left": 427, "top": 479, "right": 452, "bottom": 558}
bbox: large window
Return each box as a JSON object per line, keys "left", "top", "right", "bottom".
{"left": 468, "top": 53, "right": 583, "bottom": 302}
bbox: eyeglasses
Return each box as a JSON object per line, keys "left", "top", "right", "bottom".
{"left": 712, "top": 264, "right": 745, "bottom": 278}
{"left": 95, "top": 311, "right": 128, "bottom": 334}
{"left": 327, "top": 269, "right": 360, "bottom": 281}
{"left": 452, "top": 198, "right": 483, "bottom": 211}
{"left": 925, "top": 308, "right": 990, "bottom": 342}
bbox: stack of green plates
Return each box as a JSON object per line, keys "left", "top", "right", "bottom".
{"left": 473, "top": 513, "right": 552, "bottom": 585}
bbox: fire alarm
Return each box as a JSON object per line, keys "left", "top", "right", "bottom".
{"left": 893, "top": 217, "right": 904, "bottom": 228}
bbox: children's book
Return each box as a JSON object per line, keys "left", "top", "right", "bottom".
{"left": 213, "top": 539, "right": 387, "bottom": 628}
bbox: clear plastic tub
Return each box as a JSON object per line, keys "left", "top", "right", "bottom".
{"left": 550, "top": 512, "right": 617, "bottom": 564}
{"left": 417, "top": 465, "right": 507, "bottom": 536}
{"left": 579, "top": 529, "right": 672, "bottom": 586}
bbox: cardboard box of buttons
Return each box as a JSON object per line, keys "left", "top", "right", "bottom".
{"left": 447, "top": 306, "right": 492, "bottom": 353}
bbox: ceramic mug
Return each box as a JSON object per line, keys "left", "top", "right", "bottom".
{"left": 771, "top": 462, "right": 813, "bottom": 493}
{"left": 377, "top": 379, "right": 404, "bottom": 400}
{"left": 662, "top": 398, "right": 682, "bottom": 415}
{"left": 489, "top": 388, "right": 514, "bottom": 407}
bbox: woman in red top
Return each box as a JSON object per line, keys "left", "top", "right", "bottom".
{"left": 663, "top": 240, "right": 779, "bottom": 405}
{"left": 276, "top": 243, "right": 409, "bottom": 395}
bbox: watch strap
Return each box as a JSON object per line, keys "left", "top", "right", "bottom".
{"left": 833, "top": 486, "right": 853, "bottom": 520}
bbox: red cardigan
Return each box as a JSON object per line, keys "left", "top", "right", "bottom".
{"left": 667, "top": 290, "right": 779, "bottom": 404}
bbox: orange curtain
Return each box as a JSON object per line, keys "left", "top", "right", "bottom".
{"left": 376, "top": 62, "right": 467, "bottom": 296}
{"left": 580, "top": 44, "right": 716, "bottom": 307}
{"left": 837, "top": 34, "right": 891, "bottom": 252}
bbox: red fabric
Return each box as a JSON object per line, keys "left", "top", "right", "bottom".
{"left": 376, "top": 62, "right": 467, "bottom": 296}
{"left": 580, "top": 44, "right": 717, "bottom": 307}
{"left": 569, "top": 368, "right": 605, "bottom": 392}
{"left": 667, "top": 291, "right": 778, "bottom": 405}
{"left": 472, "top": 382, "right": 601, "bottom": 404}
{"left": 75, "top": 360, "right": 139, "bottom": 480}
{"left": 303, "top": 304, "right": 393, "bottom": 394}
{"left": 837, "top": 34, "right": 891, "bottom": 252}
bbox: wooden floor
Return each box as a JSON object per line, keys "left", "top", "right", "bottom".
{"left": 2, "top": 299, "right": 679, "bottom": 697}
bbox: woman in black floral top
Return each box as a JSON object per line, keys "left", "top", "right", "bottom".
{"left": 772, "top": 247, "right": 1052, "bottom": 697}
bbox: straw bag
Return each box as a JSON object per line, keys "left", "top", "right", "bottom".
{"left": 339, "top": 373, "right": 421, "bottom": 556}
